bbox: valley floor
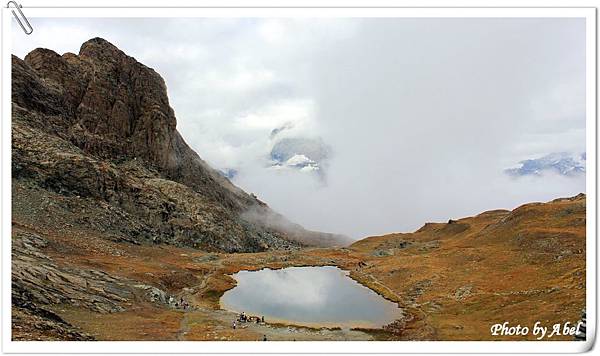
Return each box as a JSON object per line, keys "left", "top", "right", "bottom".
{"left": 11, "top": 221, "right": 381, "bottom": 341}
{"left": 11, "top": 190, "right": 586, "bottom": 341}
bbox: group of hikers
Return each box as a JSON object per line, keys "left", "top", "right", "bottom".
{"left": 168, "top": 296, "right": 191, "bottom": 310}
{"left": 232, "top": 312, "right": 265, "bottom": 330}
{"left": 164, "top": 295, "right": 269, "bottom": 339}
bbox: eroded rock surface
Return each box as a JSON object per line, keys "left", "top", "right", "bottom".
{"left": 12, "top": 37, "right": 348, "bottom": 252}
{"left": 11, "top": 38, "right": 351, "bottom": 341}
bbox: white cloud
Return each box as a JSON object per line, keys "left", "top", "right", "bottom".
{"left": 233, "top": 99, "right": 315, "bottom": 131}
{"left": 12, "top": 17, "right": 586, "bottom": 239}
{"left": 205, "top": 67, "right": 276, "bottom": 92}
{"left": 258, "top": 20, "right": 287, "bottom": 44}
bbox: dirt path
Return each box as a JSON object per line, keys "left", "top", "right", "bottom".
{"left": 173, "top": 306, "right": 375, "bottom": 341}
{"left": 176, "top": 312, "right": 191, "bottom": 340}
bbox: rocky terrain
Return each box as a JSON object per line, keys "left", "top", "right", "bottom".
{"left": 12, "top": 37, "right": 349, "bottom": 252}
{"left": 11, "top": 38, "right": 585, "bottom": 341}
{"left": 12, "top": 191, "right": 585, "bottom": 341}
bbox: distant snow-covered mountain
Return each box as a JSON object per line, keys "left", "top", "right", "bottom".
{"left": 505, "top": 152, "right": 586, "bottom": 177}
{"left": 269, "top": 137, "right": 331, "bottom": 174}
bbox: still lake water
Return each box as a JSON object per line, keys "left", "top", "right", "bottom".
{"left": 220, "top": 266, "right": 402, "bottom": 328}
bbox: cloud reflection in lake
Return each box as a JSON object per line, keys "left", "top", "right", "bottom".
{"left": 220, "top": 266, "right": 401, "bottom": 328}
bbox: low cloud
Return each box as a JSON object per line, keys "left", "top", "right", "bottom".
{"left": 13, "top": 17, "right": 586, "bottom": 239}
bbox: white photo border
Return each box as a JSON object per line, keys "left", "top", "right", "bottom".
{"left": 1, "top": 3, "right": 596, "bottom": 354}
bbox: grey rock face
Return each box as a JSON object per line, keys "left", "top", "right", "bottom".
{"left": 12, "top": 38, "right": 348, "bottom": 252}
{"left": 12, "top": 232, "right": 132, "bottom": 314}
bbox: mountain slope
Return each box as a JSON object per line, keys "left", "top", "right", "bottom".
{"left": 348, "top": 193, "right": 585, "bottom": 340}
{"left": 12, "top": 37, "right": 349, "bottom": 252}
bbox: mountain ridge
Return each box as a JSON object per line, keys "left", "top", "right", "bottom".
{"left": 10, "top": 37, "right": 585, "bottom": 342}
{"left": 12, "top": 37, "right": 350, "bottom": 252}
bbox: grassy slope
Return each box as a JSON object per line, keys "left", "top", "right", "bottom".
{"left": 12, "top": 191, "right": 585, "bottom": 340}
{"left": 348, "top": 193, "right": 586, "bottom": 340}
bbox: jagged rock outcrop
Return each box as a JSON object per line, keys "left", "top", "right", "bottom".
{"left": 12, "top": 232, "right": 131, "bottom": 314}
{"left": 12, "top": 37, "right": 349, "bottom": 252}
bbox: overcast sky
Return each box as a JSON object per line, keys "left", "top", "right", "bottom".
{"left": 12, "top": 17, "right": 586, "bottom": 239}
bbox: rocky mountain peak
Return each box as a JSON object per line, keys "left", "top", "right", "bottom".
{"left": 21, "top": 38, "right": 205, "bottom": 193}
{"left": 79, "top": 37, "right": 126, "bottom": 60}
{"left": 12, "top": 37, "right": 350, "bottom": 252}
